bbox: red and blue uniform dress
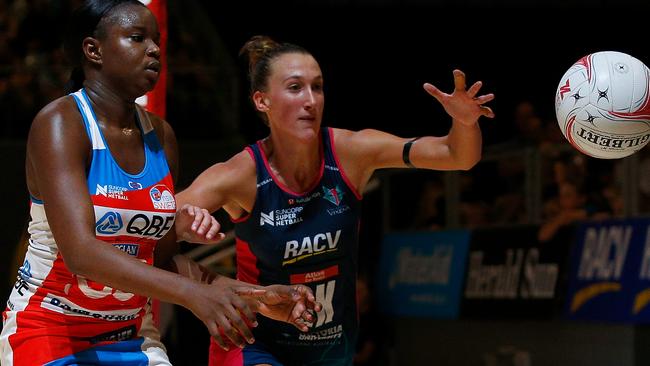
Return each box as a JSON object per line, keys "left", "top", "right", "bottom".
{"left": 210, "top": 127, "right": 362, "bottom": 366}
{"left": 0, "top": 89, "right": 176, "bottom": 365}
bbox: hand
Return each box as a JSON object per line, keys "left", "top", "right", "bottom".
{"left": 236, "top": 284, "right": 322, "bottom": 332}
{"left": 175, "top": 203, "right": 225, "bottom": 244}
{"left": 424, "top": 69, "right": 495, "bottom": 126}
{"left": 186, "top": 281, "right": 259, "bottom": 351}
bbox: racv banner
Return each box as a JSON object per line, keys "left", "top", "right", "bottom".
{"left": 565, "top": 218, "right": 650, "bottom": 323}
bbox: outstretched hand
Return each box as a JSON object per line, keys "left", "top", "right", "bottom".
{"left": 175, "top": 203, "right": 226, "bottom": 244}
{"left": 236, "top": 284, "right": 322, "bottom": 332}
{"left": 424, "top": 69, "right": 495, "bottom": 125}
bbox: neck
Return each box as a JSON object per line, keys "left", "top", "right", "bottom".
{"left": 263, "top": 132, "right": 321, "bottom": 192}
{"left": 83, "top": 79, "right": 137, "bottom": 130}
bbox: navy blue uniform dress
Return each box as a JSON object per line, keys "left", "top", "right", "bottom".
{"left": 210, "top": 127, "right": 361, "bottom": 366}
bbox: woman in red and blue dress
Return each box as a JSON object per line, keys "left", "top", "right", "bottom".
{"left": 0, "top": 3, "right": 318, "bottom": 365}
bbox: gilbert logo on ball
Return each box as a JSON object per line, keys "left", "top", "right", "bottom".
{"left": 555, "top": 51, "right": 650, "bottom": 159}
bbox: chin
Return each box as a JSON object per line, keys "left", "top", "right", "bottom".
{"left": 295, "top": 124, "right": 320, "bottom": 140}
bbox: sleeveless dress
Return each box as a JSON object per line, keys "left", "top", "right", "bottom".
{"left": 210, "top": 127, "right": 362, "bottom": 366}
{"left": 1, "top": 89, "right": 176, "bottom": 365}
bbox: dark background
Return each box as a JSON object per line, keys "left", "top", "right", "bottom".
{"left": 194, "top": 2, "right": 650, "bottom": 145}
{"left": 1, "top": 1, "right": 650, "bottom": 364}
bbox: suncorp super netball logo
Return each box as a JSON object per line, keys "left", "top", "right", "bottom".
{"left": 149, "top": 184, "right": 175, "bottom": 210}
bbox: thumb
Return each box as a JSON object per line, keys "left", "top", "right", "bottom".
{"left": 423, "top": 83, "right": 444, "bottom": 102}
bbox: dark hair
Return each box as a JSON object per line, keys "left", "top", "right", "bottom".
{"left": 239, "top": 36, "right": 311, "bottom": 125}
{"left": 239, "top": 35, "right": 311, "bottom": 95}
{"left": 63, "top": 0, "right": 146, "bottom": 93}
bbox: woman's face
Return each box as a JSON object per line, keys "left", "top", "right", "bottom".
{"left": 95, "top": 4, "right": 161, "bottom": 97}
{"left": 259, "top": 52, "right": 324, "bottom": 140}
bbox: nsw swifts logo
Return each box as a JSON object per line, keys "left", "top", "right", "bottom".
{"left": 149, "top": 184, "right": 176, "bottom": 210}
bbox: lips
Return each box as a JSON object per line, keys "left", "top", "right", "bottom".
{"left": 145, "top": 61, "right": 161, "bottom": 73}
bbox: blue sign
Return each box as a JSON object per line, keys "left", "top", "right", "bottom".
{"left": 377, "top": 230, "right": 471, "bottom": 318}
{"left": 565, "top": 218, "right": 650, "bottom": 323}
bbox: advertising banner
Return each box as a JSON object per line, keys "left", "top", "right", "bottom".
{"left": 565, "top": 218, "right": 650, "bottom": 323}
{"left": 377, "top": 231, "right": 471, "bottom": 318}
{"left": 461, "top": 225, "right": 571, "bottom": 319}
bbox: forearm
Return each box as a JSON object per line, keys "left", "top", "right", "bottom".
{"left": 68, "top": 240, "right": 196, "bottom": 308}
{"left": 168, "top": 254, "right": 263, "bottom": 290}
{"left": 166, "top": 254, "right": 266, "bottom": 313}
{"left": 446, "top": 119, "right": 482, "bottom": 170}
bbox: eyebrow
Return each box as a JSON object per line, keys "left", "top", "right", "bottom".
{"left": 125, "top": 26, "right": 160, "bottom": 39}
{"left": 283, "top": 74, "right": 323, "bottom": 82}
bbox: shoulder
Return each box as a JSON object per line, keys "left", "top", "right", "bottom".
{"left": 146, "top": 111, "right": 176, "bottom": 143}
{"left": 330, "top": 127, "right": 386, "bottom": 160}
{"left": 29, "top": 95, "right": 87, "bottom": 144}
{"left": 179, "top": 148, "right": 257, "bottom": 213}
{"left": 32, "top": 95, "right": 82, "bottom": 129}
{"left": 206, "top": 149, "right": 257, "bottom": 189}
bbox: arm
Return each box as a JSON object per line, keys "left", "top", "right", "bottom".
{"left": 28, "top": 101, "right": 256, "bottom": 349}
{"left": 335, "top": 69, "right": 494, "bottom": 193}
{"left": 151, "top": 114, "right": 226, "bottom": 244}
{"left": 175, "top": 150, "right": 257, "bottom": 233}
{"left": 164, "top": 253, "right": 321, "bottom": 334}
{"left": 174, "top": 152, "right": 322, "bottom": 332}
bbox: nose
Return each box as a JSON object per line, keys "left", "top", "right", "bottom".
{"left": 304, "top": 88, "right": 316, "bottom": 109}
{"left": 147, "top": 41, "right": 160, "bottom": 59}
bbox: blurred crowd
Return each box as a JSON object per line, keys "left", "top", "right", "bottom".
{"left": 0, "top": 0, "right": 75, "bottom": 138}
{"left": 0, "top": 0, "right": 242, "bottom": 141}
{"left": 405, "top": 100, "right": 650, "bottom": 237}
{"left": 3, "top": 0, "right": 649, "bottom": 256}
{"left": 1, "top": 3, "right": 649, "bottom": 366}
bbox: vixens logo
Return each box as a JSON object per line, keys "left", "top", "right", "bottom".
{"left": 322, "top": 186, "right": 344, "bottom": 206}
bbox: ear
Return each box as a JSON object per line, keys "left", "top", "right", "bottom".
{"left": 82, "top": 37, "right": 102, "bottom": 66}
{"left": 252, "top": 90, "right": 270, "bottom": 112}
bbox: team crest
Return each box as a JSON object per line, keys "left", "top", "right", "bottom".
{"left": 149, "top": 184, "right": 176, "bottom": 210}
{"left": 322, "top": 185, "right": 344, "bottom": 206}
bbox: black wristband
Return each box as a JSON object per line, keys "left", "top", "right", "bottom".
{"left": 402, "top": 137, "right": 421, "bottom": 168}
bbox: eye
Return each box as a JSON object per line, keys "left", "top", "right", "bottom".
{"left": 288, "top": 83, "right": 301, "bottom": 91}
{"left": 153, "top": 33, "right": 161, "bottom": 46}
{"left": 313, "top": 83, "right": 323, "bottom": 92}
{"left": 130, "top": 34, "right": 144, "bottom": 42}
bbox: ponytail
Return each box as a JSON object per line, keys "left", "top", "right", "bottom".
{"left": 63, "top": 67, "right": 85, "bottom": 94}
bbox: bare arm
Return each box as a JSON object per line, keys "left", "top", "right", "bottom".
{"left": 27, "top": 99, "right": 258, "bottom": 348}
{"left": 27, "top": 99, "right": 189, "bottom": 301}
{"left": 175, "top": 150, "right": 257, "bottom": 227}
{"left": 334, "top": 69, "right": 494, "bottom": 193}
{"left": 174, "top": 151, "right": 322, "bottom": 332}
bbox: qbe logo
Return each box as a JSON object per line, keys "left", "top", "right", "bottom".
{"left": 96, "top": 212, "right": 123, "bottom": 234}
